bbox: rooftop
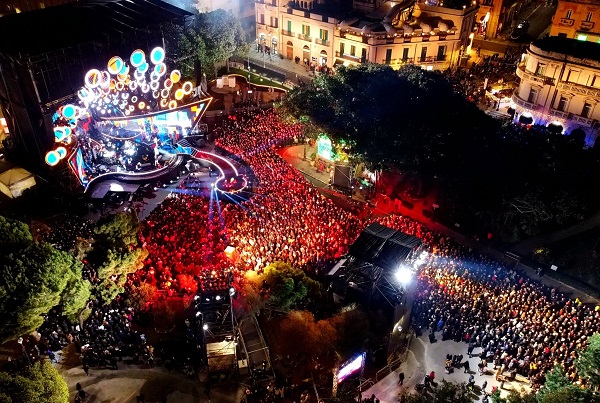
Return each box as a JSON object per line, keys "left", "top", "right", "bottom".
{"left": 531, "top": 36, "right": 600, "bottom": 63}
{"left": 0, "top": 0, "right": 191, "bottom": 57}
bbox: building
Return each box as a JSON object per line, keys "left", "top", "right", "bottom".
{"left": 512, "top": 36, "right": 600, "bottom": 146}
{"left": 0, "top": 0, "right": 191, "bottom": 169}
{"left": 474, "top": 0, "right": 532, "bottom": 39}
{"left": 0, "top": 0, "right": 77, "bottom": 15}
{"left": 195, "top": 0, "right": 256, "bottom": 41}
{"left": 255, "top": 0, "right": 478, "bottom": 70}
{"left": 549, "top": 0, "right": 600, "bottom": 42}
{"left": 335, "top": 0, "right": 478, "bottom": 70}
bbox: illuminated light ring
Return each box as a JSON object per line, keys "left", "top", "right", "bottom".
{"left": 64, "top": 127, "right": 72, "bottom": 136}
{"left": 121, "top": 93, "right": 129, "bottom": 100}
{"left": 131, "top": 96, "right": 138, "bottom": 103}
{"left": 119, "top": 64, "right": 129, "bottom": 76}
{"left": 112, "top": 99, "right": 120, "bottom": 105}
{"left": 168, "top": 100, "right": 177, "bottom": 109}
{"left": 110, "top": 79, "right": 116, "bottom": 90}
{"left": 130, "top": 49, "right": 146, "bottom": 68}
{"left": 84, "top": 69, "right": 102, "bottom": 88}
{"left": 193, "top": 149, "right": 240, "bottom": 177}
{"left": 160, "top": 88, "right": 170, "bottom": 99}
{"left": 150, "top": 71, "right": 160, "bottom": 82}
{"left": 128, "top": 105, "right": 135, "bottom": 112}
{"left": 125, "top": 109, "right": 131, "bottom": 116}
{"left": 150, "top": 81, "right": 159, "bottom": 91}
{"left": 45, "top": 150, "right": 61, "bottom": 166}
{"left": 170, "top": 70, "right": 181, "bottom": 83}
{"left": 116, "top": 82, "right": 124, "bottom": 91}
{"left": 160, "top": 98, "right": 168, "bottom": 108}
{"left": 62, "top": 104, "right": 78, "bottom": 119}
{"left": 182, "top": 81, "right": 193, "bottom": 95}
{"left": 141, "top": 83, "right": 150, "bottom": 93}
{"left": 56, "top": 146, "right": 67, "bottom": 159}
{"left": 214, "top": 175, "right": 248, "bottom": 194}
{"left": 134, "top": 69, "right": 145, "bottom": 80}
{"left": 107, "top": 56, "right": 124, "bottom": 75}
{"left": 174, "top": 88, "right": 184, "bottom": 100}
{"left": 152, "top": 90, "right": 160, "bottom": 99}
{"left": 129, "top": 81, "right": 138, "bottom": 91}
{"left": 100, "top": 71, "right": 111, "bottom": 89}
{"left": 138, "top": 62, "right": 149, "bottom": 73}
{"left": 138, "top": 101, "right": 146, "bottom": 109}
{"left": 54, "top": 127, "right": 67, "bottom": 142}
{"left": 78, "top": 88, "right": 93, "bottom": 102}
{"left": 164, "top": 79, "right": 173, "bottom": 89}
{"left": 154, "top": 63, "right": 167, "bottom": 77}
{"left": 149, "top": 47, "right": 165, "bottom": 65}
{"left": 117, "top": 73, "right": 128, "bottom": 82}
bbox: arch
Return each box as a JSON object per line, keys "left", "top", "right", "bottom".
{"left": 286, "top": 41, "right": 294, "bottom": 60}
{"left": 319, "top": 50, "right": 328, "bottom": 66}
{"left": 302, "top": 45, "right": 310, "bottom": 64}
{"left": 259, "top": 33, "right": 266, "bottom": 43}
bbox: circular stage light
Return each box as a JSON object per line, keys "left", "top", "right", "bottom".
{"left": 84, "top": 69, "right": 102, "bottom": 88}
{"left": 168, "top": 100, "right": 177, "bottom": 109}
{"left": 150, "top": 81, "right": 159, "bottom": 91}
{"left": 129, "top": 105, "right": 135, "bottom": 111}
{"left": 56, "top": 147, "right": 67, "bottom": 159}
{"left": 119, "top": 64, "right": 129, "bottom": 76}
{"left": 150, "top": 47, "right": 165, "bottom": 65}
{"left": 78, "top": 87, "right": 93, "bottom": 103}
{"left": 164, "top": 78, "right": 173, "bottom": 89}
{"left": 160, "top": 98, "right": 168, "bottom": 108}
{"left": 138, "top": 62, "right": 149, "bottom": 73}
{"left": 138, "top": 101, "right": 146, "bottom": 109}
{"left": 54, "top": 127, "right": 67, "bottom": 142}
{"left": 174, "top": 88, "right": 184, "bottom": 100}
{"left": 170, "top": 70, "right": 181, "bottom": 83}
{"left": 154, "top": 63, "right": 167, "bottom": 77}
{"left": 150, "top": 71, "right": 159, "bottom": 82}
{"left": 62, "top": 104, "right": 78, "bottom": 119}
{"left": 100, "top": 71, "right": 111, "bottom": 89}
{"left": 107, "top": 56, "right": 124, "bottom": 75}
{"left": 45, "top": 150, "right": 60, "bottom": 166}
{"left": 130, "top": 49, "right": 146, "bottom": 68}
{"left": 141, "top": 83, "right": 150, "bottom": 93}
{"left": 182, "top": 81, "right": 193, "bottom": 95}
{"left": 152, "top": 90, "right": 159, "bottom": 99}
{"left": 117, "top": 73, "right": 128, "bottom": 82}
{"left": 131, "top": 95, "right": 138, "bottom": 103}
{"left": 125, "top": 109, "right": 131, "bottom": 116}
{"left": 134, "top": 69, "right": 144, "bottom": 81}
{"left": 160, "top": 88, "right": 170, "bottom": 99}
{"left": 116, "top": 82, "right": 124, "bottom": 91}
{"left": 129, "top": 81, "right": 138, "bottom": 91}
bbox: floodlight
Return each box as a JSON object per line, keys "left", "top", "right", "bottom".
{"left": 202, "top": 324, "right": 209, "bottom": 331}
{"left": 396, "top": 266, "right": 412, "bottom": 285}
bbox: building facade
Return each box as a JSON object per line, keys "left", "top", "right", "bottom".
{"left": 512, "top": 36, "right": 600, "bottom": 146}
{"left": 549, "top": 0, "right": 600, "bottom": 42}
{"left": 255, "top": 0, "right": 478, "bottom": 70}
{"left": 195, "top": 0, "right": 256, "bottom": 41}
{"left": 475, "top": 0, "right": 531, "bottom": 39}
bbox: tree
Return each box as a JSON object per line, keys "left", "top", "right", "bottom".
{"left": 0, "top": 242, "right": 85, "bottom": 343}
{"left": 577, "top": 333, "right": 600, "bottom": 390}
{"left": 399, "top": 380, "right": 472, "bottom": 403}
{"left": 279, "top": 310, "right": 336, "bottom": 358}
{"left": 0, "top": 360, "right": 69, "bottom": 403}
{"left": 244, "top": 261, "right": 323, "bottom": 313}
{"left": 87, "top": 213, "right": 148, "bottom": 303}
{"left": 163, "top": 22, "right": 208, "bottom": 79}
{"left": 0, "top": 215, "right": 33, "bottom": 252}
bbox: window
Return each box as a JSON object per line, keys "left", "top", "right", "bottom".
{"left": 566, "top": 69, "right": 580, "bottom": 83}
{"left": 260, "top": 14, "right": 265, "bottom": 24}
{"left": 528, "top": 88, "right": 538, "bottom": 103}
{"left": 272, "top": 0, "right": 277, "bottom": 5}
{"left": 535, "top": 62, "right": 546, "bottom": 76}
{"left": 402, "top": 48, "right": 410, "bottom": 61}
{"left": 582, "top": 102, "right": 593, "bottom": 118}
{"left": 287, "top": 20, "right": 292, "bottom": 33}
{"left": 340, "top": 43, "right": 345, "bottom": 55}
{"left": 350, "top": 45, "right": 356, "bottom": 56}
{"left": 319, "top": 29, "right": 328, "bottom": 41}
{"left": 592, "top": 75, "right": 600, "bottom": 88}
{"left": 270, "top": 17, "right": 278, "bottom": 28}
{"left": 566, "top": 9, "right": 572, "bottom": 19}
{"left": 420, "top": 47, "right": 427, "bottom": 62}
{"left": 361, "top": 48, "right": 367, "bottom": 63}
{"left": 437, "top": 45, "right": 446, "bottom": 61}
{"left": 557, "top": 96, "right": 568, "bottom": 111}
{"left": 302, "top": 25, "right": 310, "bottom": 37}
{"left": 385, "top": 49, "right": 392, "bottom": 64}
{"left": 586, "top": 11, "right": 593, "bottom": 22}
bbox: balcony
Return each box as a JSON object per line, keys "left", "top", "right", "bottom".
{"left": 515, "top": 65, "right": 555, "bottom": 86}
{"left": 512, "top": 93, "right": 540, "bottom": 111}
{"left": 580, "top": 21, "right": 595, "bottom": 30}
{"left": 298, "top": 33, "right": 312, "bottom": 42}
{"left": 315, "top": 38, "right": 330, "bottom": 46}
{"left": 559, "top": 18, "right": 574, "bottom": 26}
{"left": 282, "top": 30, "right": 294, "bottom": 37}
{"left": 416, "top": 55, "right": 447, "bottom": 63}
{"left": 335, "top": 51, "right": 362, "bottom": 63}
{"left": 381, "top": 58, "right": 414, "bottom": 65}
{"left": 557, "top": 81, "right": 600, "bottom": 98}
{"left": 548, "top": 108, "right": 570, "bottom": 119}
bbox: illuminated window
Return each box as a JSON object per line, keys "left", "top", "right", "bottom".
{"left": 528, "top": 88, "right": 538, "bottom": 103}
{"left": 535, "top": 63, "right": 546, "bottom": 76}
{"left": 557, "top": 96, "right": 568, "bottom": 112}
{"left": 577, "top": 34, "right": 588, "bottom": 41}
{"left": 582, "top": 102, "right": 593, "bottom": 118}
{"left": 566, "top": 9, "right": 572, "bottom": 19}
{"left": 566, "top": 69, "right": 580, "bottom": 83}
{"left": 586, "top": 11, "right": 593, "bottom": 22}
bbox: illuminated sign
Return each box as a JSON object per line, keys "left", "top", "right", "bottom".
{"left": 337, "top": 353, "right": 365, "bottom": 383}
{"left": 317, "top": 134, "right": 333, "bottom": 161}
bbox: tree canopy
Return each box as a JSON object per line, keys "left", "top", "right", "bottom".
{"left": 0, "top": 360, "right": 69, "bottom": 403}
{"left": 0, "top": 216, "right": 90, "bottom": 343}
{"left": 577, "top": 333, "right": 600, "bottom": 390}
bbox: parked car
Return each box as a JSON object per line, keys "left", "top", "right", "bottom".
{"left": 510, "top": 20, "right": 530, "bottom": 41}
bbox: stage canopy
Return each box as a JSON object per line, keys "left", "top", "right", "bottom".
{"left": 0, "top": 167, "right": 36, "bottom": 198}
{"left": 349, "top": 222, "right": 422, "bottom": 272}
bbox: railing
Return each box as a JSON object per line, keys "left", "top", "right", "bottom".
{"left": 559, "top": 18, "right": 574, "bottom": 26}
{"left": 557, "top": 81, "right": 600, "bottom": 98}
{"left": 297, "top": 33, "right": 312, "bottom": 41}
{"left": 580, "top": 21, "right": 595, "bottom": 30}
{"left": 335, "top": 51, "right": 362, "bottom": 63}
{"left": 548, "top": 108, "right": 569, "bottom": 119}
{"left": 282, "top": 30, "right": 294, "bottom": 37}
{"left": 381, "top": 58, "right": 414, "bottom": 65}
{"left": 512, "top": 93, "right": 539, "bottom": 111}
{"left": 516, "top": 65, "right": 555, "bottom": 86}
{"left": 417, "top": 55, "right": 447, "bottom": 63}
{"left": 315, "top": 38, "right": 330, "bottom": 46}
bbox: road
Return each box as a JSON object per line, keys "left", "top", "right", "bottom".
{"left": 473, "top": 3, "right": 556, "bottom": 55}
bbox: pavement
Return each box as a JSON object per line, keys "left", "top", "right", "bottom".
{"left": 363, "top": 333, "right": 531, "bottom": 403}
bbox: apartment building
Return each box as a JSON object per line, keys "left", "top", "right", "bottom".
{"left": 512, "top": 36, "right": 600, "bottom": 146}
{"left": 550, "top": 0, "right": 600, "bottom": 43}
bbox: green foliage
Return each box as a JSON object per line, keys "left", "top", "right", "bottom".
{"left": 88, "top": 213, "right": 147, "bottom": 303}
{"left": 577, "top": 333, "right": 600, "bottom": 390}
{"left": 0, "top": 360, "right": 69, "bottom": 403}
{"left": 0, "top": 215, "right": 33, "bottom": 252}
{"left": 399, "top": 380, "right": 472, "bottom": 403}
{"left": 0, "top": 242, "right": 84, "bottom": 343}
{"left": 244, "top": 261, "right": 323, "bottom": 313}
{"left": 163, "top": 22, "right": 208, "bottom": 79}
{"left": 59, "top": 277, "right": 92, "bottom": 321}
{"left": 489, "top": 389, "right": 537, "bottom": 403}
{"left": 538, "top": 366, "right": 590, "bottom": 402}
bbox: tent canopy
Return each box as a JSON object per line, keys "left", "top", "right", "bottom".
{"left": 0, "top": 167, "right": 36, "bottom": 198}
